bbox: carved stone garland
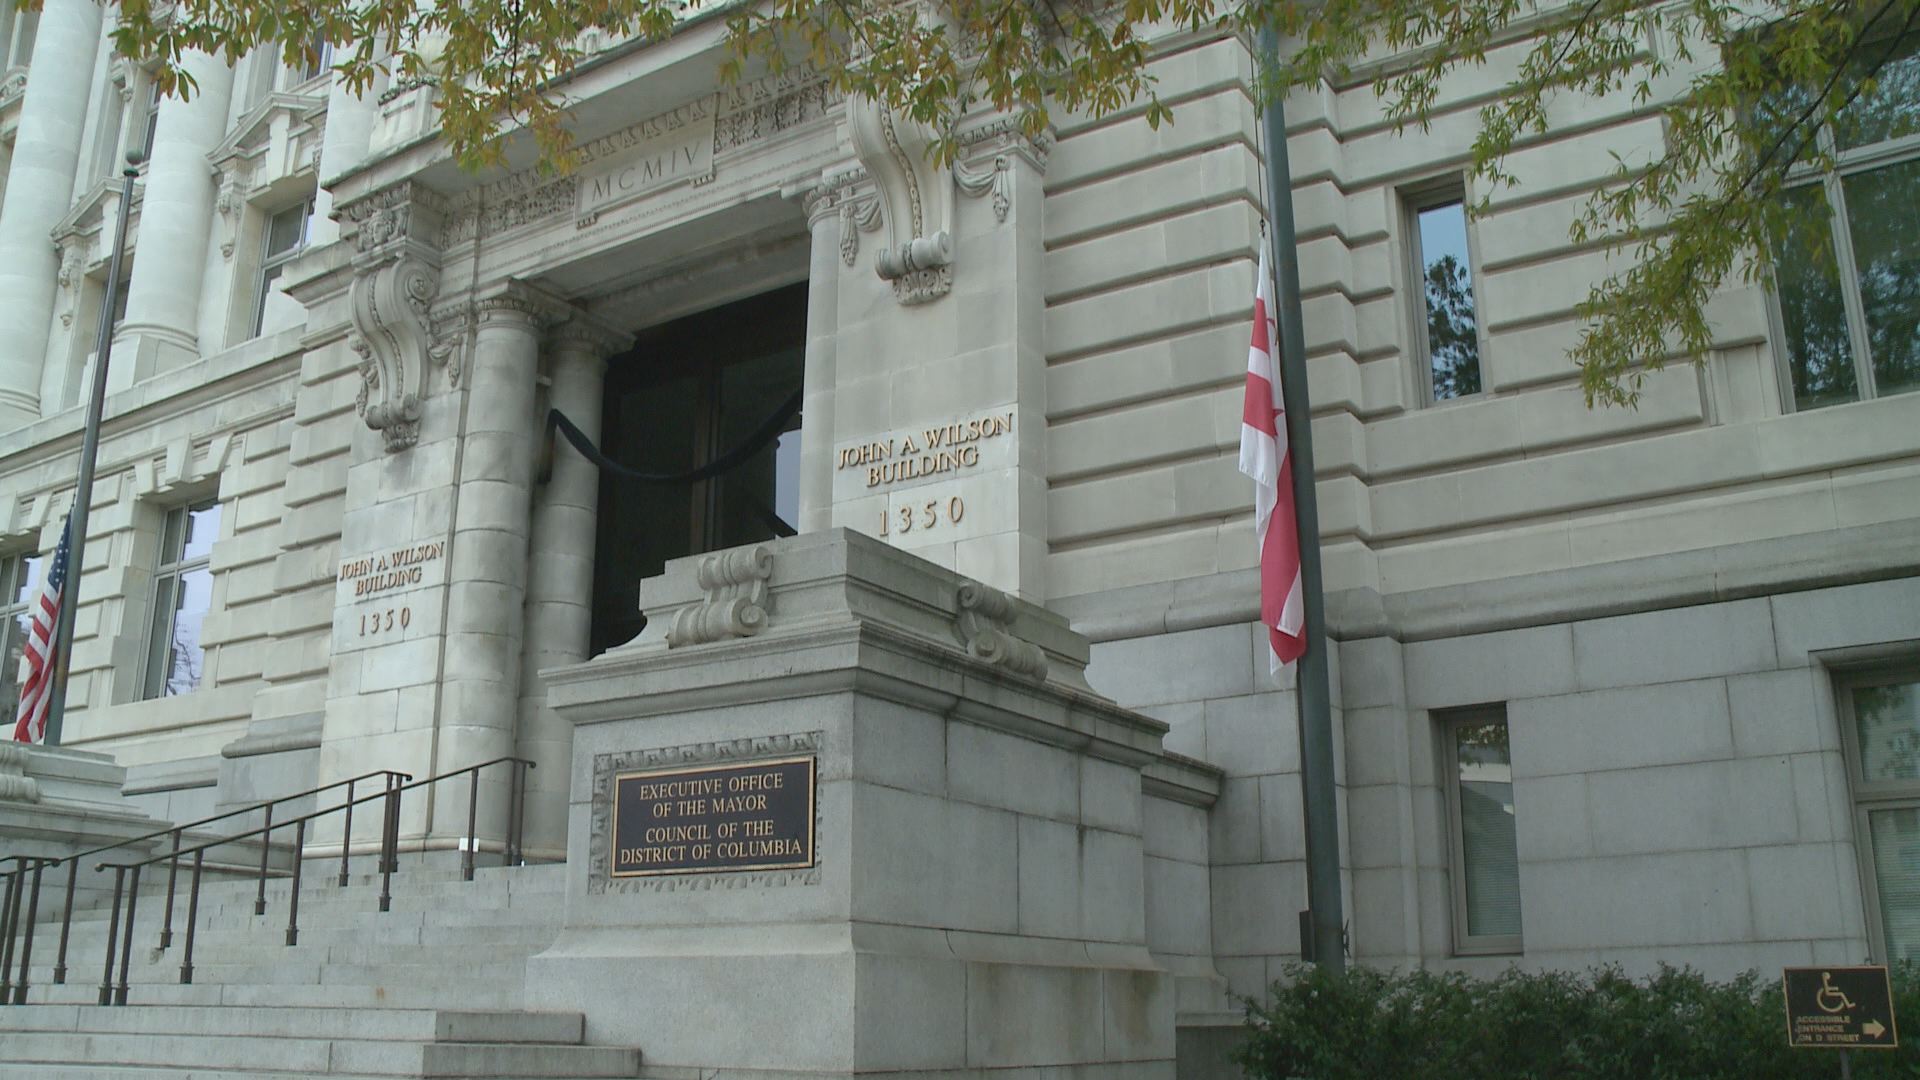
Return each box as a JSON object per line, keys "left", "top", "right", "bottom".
{"left": 341, "top": 182, "right": 448, "bottom": 453}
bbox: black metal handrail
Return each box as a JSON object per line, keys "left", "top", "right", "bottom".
{"left": 85, "top": 755, "right": 532, "bottom": 1006}
{"left": 0, "top": 767, "right": 410, "bottom": 1007}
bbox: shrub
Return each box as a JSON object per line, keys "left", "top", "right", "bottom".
{"left": 1235, "top": 963, "right": 1920, "bottom": 1079}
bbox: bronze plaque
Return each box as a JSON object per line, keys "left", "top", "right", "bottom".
{"left": 611, "top": 756, "right": 815, "bottom": 877}
{"left": 1784, "top": 966, "right": 1899, "bottom": 1049}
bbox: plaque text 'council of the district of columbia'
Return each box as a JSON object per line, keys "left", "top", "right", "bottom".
{"left": 611, "top": 756, "right": 815, "bottom": 877}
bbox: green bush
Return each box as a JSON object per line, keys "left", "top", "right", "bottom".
{"left": 1235, "top": 963, "right": 1920, "bottom": 1079}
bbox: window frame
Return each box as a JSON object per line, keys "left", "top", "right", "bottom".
{"left": 137, "top": 76, "right": 162, "bottom": 163}
{"left": 1767, "top": 34, "right": 1920, "bottom": 411}
{"left": 140, "top": 500, "right": 219, "bottom": 700}
{"left": 0, "top": 551, "right": 40, "bottom": 730}
{"left": 1403, "top": 178, "right": 1492, "bottom": 407}
{"left": 250, "top": 198, "right": 314, "bottom": 339}
{"left": 1438, "top": 703, "right": 1524, "bottom": 957}
{"left": 1834, "top": 663, "right": 1920, "bottom": 963}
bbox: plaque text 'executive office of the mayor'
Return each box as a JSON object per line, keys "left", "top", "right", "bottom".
{"left": 611, "top": 756, "right": 815, "bottom": 877}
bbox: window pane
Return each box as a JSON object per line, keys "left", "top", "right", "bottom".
{"left": 1842, "top": 160, "right": 1920, "bottom": 397}
{"left": 265, "top": 205, "right": 307, "bottom": 259}
{"left": 1776, "top": 186, "right": 1860, "bottom": 409}
{"left": 1837, "top": 31, "right": 1920, "bottom": 151}
{"left": 180, "top": 503, "right": 220, "bottom": 562}
{"left": 1855, "top": 680, "right": 1920, "bottom": 783}
{"left": 1417, "top": 200, "right": 1482, "bottom": 399}
{"left": 1869, "top": 807, "right": 1920, "bottom": 964}
{"left": 162, "top": 563, "right": 213, "bottom": 696}
{"left": 1455, "top": 719, "right": 1521, "bottom": 938}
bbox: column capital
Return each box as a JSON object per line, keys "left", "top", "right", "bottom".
{"left": 548, "top": 313, "right": 631, "bottom": 361}
{"left": 473, "top": 282, "right": 570, "bottom": 330}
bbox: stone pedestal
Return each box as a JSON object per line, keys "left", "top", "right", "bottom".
{"left": 527, "top": 529, "right": 1175, "bottom": 1078}
{"left": 0, "top": 744, "right": 171, "bottom": 909}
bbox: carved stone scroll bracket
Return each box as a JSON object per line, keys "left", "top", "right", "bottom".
{"left": 214, "top": 166, "right": 251, "bottom": 260}
{"left": 954, "top": 582, "right": 1049, "bottom": 680}
{"left": 54, "top": 239, "right": 87, "bottom": 329}
{"left": 846, "top": 98, "right": 954, "bottom": 305}
{"left": 341, "top": 182, "right": 449, "bottom": 454}
{"left": 666, "top": 546, "right": 774, "bottom": 648}
{"left": 0, "top": 743, "right": 41, "bottom": 803}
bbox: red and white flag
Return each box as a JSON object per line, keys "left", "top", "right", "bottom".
{"left": 13, "top": 517, "right": 71, "bottom": 744}
{"left": 1239, "top": 247, "right": 1306, "bottom": 673}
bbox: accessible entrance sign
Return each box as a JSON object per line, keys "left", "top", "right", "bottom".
{"left": 1784, "top": 966, "right": 1898, "bottom": 1050}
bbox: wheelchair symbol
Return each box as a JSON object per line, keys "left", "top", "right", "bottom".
{"left": 1816, "top": 972, "right": 1857, "bottom": 1014}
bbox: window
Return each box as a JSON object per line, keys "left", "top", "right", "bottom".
{"left": 0, "top": 552, "right": 43, "bottom": 733}
{"left": 142, "top": 501, "right": 219, "bottom": 699}
{"left": 299, "top": 35, "right": 333, "bottom": 83}
{"left": 592, "top": 284, "right": 806, "bottom": 656}
{"left": 252, "top": 200, "right": 313, "bottom": 337}
{"left": 1441, "top": 706, "right": 1522, "bottom": 953}
{"left": 1839, "top": 670, "right": 1920, "bottom": 963}
{"left": 6, "top": 9, "right": 38, "bottom": 70}
{"left": 138, "top": 79, "right": 161, "bottom": 162}
{"left": 1771, "top": 30, "right": 1920, "bottom": 410}
{"left": 1407, "top": 186, "right": 1485, "bottom": 402}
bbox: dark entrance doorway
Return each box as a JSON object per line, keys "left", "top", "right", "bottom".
{"left": 589, "top": 283, "right": 807, "bottom": 656}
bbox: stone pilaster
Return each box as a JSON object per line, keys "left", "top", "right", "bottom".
{"left": 825, "top": 113, "right": 1053, "bottom": 601}
{"left": 113, "top": 48, "right": 235, "bottom": 382}
{"left": 0, "top": 0, "right": 101, "bottom": 427}
{"left": 516, "top": 315, "right": 628, "bottom": 858}
{"left": 797, "top": 186, "right": 842, "bottom": 535}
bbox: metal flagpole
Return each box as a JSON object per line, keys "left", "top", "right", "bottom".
{"left": 1256, "top": 27, "right": 1345, "bottom": 974}
{"left": 41, "top": 153, "right": 142, "bottom": 747}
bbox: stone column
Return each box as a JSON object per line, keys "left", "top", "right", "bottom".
{"left": 435, "top": 285, "right": 550, "bottom": 841}
{"left": 515, "top": 316, "right": 627, "bottom": 858}
{"left": 797, "top": 187, "right": 842, "bottom": 534}
{"left": 310, "top": 67, "right": 386, "bottom": 245}
{"left": 114, "top": 48, "right": 235, "bottom": 379}
{"left": 0, "top": 0, "right": 101, "bottom": 428}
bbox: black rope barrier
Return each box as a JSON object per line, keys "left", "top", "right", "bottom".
{"left": 545, "top": 387, "right": 802, "bottom": 485}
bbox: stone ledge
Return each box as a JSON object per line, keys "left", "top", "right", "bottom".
{"left": 1055, "top": 517, "right": 1920, "bottom": 645}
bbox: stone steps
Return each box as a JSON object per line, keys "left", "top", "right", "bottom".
{"left": 0, "top": 1030, "right": 639, "bottom": 1077}
{"left": 0, "top": 862, "right": 643, "bottom": 1077}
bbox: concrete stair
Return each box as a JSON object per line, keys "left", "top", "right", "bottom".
{"left": 0, "top": 862, "right": 642, "bottom": 1078}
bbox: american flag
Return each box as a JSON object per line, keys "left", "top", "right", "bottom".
{"left": 13, "top": 517, "right": 70, "bottom": 744}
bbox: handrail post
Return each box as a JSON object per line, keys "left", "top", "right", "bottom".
{"left": 115, "top": 864, "right": 140, "bottom": 1005}
{"left": 179, "top": 850, "right": 204, "bottom": 985}
{"left": 506, "top": 761, "right": 526, "bottom": 867}
{"left": 53, "top": 859, "right": 77, "bottom": 984}
{"left": 338, "top": 777, "right": 356, "bottom": 887}
{"left": 378, "top": 778, "right": 400, "bottom": 913}
{"left": 286, "top": 820, "right": 305, "bottom": 946}
{"left": 159, "top": 828, "right": 181, "bottom": 948}
{"left": 13, "top": 859, "right": 44, "bottom": 1004}
{"left": 0, "top": 864, "right": 19, "bottom": 1004}
{"left": 254, "top": 803, "right": 274, "bottom": 916}
{"left": 98, "top": 867, "right": 123, "bottom": 1005}
{"left": 463, "top": 768, "right": 478, "bottom": 882}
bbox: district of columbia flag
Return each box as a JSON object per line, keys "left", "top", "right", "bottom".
{"left": 13, "top": 516, "right": 71, "bottom": 744}
{"left": 1238, "top": 245, "right": 1306, "bottom": 673}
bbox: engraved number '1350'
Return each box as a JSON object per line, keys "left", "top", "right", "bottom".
{"left": 879, "top": 497, "right": 965, "bottom": 537}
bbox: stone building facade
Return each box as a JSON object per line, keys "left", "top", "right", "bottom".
{"left": 0, "top": 0, "right": 1917, "bottom": 1057}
